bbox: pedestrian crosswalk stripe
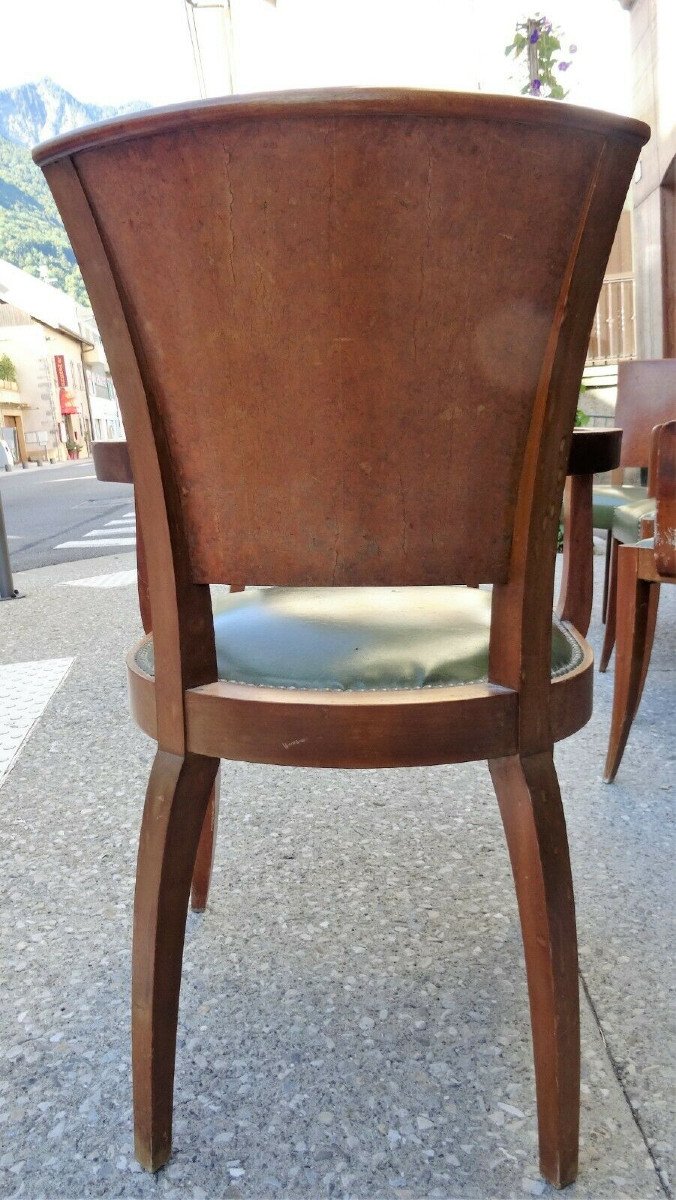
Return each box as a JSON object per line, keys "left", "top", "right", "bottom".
{"left": 62, "top": 570, "right": 137, "bottom": 588}
{"left": 105, "top": 518, "right": 136, "bottom": 526}
{"left": 56, "top": 538, "right": 137, "bottom": 548}
{"left": 82, "top": 528, "right": 137, "bottom": 538}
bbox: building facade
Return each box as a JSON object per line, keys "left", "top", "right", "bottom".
{"left": 0, "top": 259, "right": 123, "bottom": 463}
{"left": 619, "top": 0, "right": 675, "bottom": 358}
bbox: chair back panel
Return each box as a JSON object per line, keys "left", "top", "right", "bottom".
{"left": 616, "top": 359, "right": 676, "bottom": 467}
{"left": 69, "top": 106, "right": 607, "bottom": 585}
{"left": 36, "top": 93, "right": 647, "bottom": 590}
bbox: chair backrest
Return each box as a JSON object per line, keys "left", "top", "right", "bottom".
{"left": 616, "top": 359, "right": 676, "bottom": 467}
{"left": 34, "top": 91, "right": 647, "bottom": 746}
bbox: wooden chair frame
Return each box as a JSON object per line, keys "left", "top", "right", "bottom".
{"left": 604, "top": 420, "right": 676, "bottom": 781}
{"left": 35, "top": 90, "right": 648, "bottom": 1188}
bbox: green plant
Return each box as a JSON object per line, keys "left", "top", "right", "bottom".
{"left": 505, "top": 14, "right": 576, "bottom": 100}
{"left": 576, "top": 382, "right": 590, "bottom": 427}
{"left": 0, "top": 353, "right": 17, "bottom": 383}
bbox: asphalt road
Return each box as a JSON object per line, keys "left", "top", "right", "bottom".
{"left": 0, "top": 459, "right": 134, "bottom": 573}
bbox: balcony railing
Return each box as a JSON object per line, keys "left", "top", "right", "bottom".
{"left": 587, "top": 274, "right": 636, "bottom": 365}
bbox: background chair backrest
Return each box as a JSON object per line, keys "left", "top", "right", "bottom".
{"left": 616, "top": 359, "right": 676, "bottom": 468}
{"left": 35, "top": 92, "right": 647, "bottom": 604}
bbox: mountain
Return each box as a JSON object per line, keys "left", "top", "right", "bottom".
{"left": 0, "top": 78, "right": 148, "bottom": 148}
{"left": 0, "top": 79, "right": 149, "bottom": 304}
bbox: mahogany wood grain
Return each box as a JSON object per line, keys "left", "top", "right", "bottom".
{"left": 489, "top": 751, "right": 579, "bottom": 1187}
{"left": 43, "top": 160, "right": 216, "bottom": 755}
{"left": 35, "top": 90, "right": 648, "bottom": 1185}
{"left": 190, "top": 772, "right": 220, "bottom": 913}
{"left": 132, "top": 749, "right": 219, "bottom": 1170}
{"left": 45, "top": 101, "right": 641, "bottom": 600}
{"left": 489, "top": 134, "right": 643, "bottom": 754}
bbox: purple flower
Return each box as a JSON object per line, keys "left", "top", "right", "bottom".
{"left": 529, "top": 28, "right": 540, "bottom": 43}
{"left": 542, "top": 20, "right": 553, "bottom": 33}
{"left": 530, "top": 78, "right": 542, "bottom": 93}
{"left": 558, "top": 60, "right": 571, "bottom": 71}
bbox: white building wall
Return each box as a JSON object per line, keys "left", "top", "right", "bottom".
{"left": 0, "top": 322, "right": 90, "bottom": 460}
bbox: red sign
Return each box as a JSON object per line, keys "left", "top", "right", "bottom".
{"left": 54, "top": 354, "right": 68, "bottom": 388}
{"left": 59, "top": 387, "right": 78, "bottom": 415}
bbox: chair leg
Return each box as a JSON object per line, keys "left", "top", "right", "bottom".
{"left": 599, "top": 536, "right": 620, "bottom": 672}
{"left": 601, "top": 530, "right": 612, "bottom": 623}
{"left": 604, "top": 550, "right": 660, "bottom": 783}
{"left": 132, "top": 749, "right": 220, "bottom": 1172}
{"left": 191, "top": 767, "right": 221, "bottom": 912}
{"left": 489, "top": 751, "right": 579, "bottom": 1189}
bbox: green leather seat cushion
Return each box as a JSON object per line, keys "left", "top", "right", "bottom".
{"left": 136, "top": 587, "right": 582, "bottom": 692}
{"left": 613, "top": 497, "right": 656, "bottom": 545}
{"left": 592, "top": 484, "right": 647, "bottom": 530}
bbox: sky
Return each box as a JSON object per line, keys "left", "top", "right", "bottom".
{"left": 3, "top": 0, "right": 633, "bottom": 117}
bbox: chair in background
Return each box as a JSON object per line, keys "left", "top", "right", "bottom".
{"left": 598, "top": 360, "right": 676, "bottom": 670}
{"left": 604, "top": 420, "right": 675, "bottom": 781}
{"left": 35, "top": 90, "right": 647, "bottom": 1189}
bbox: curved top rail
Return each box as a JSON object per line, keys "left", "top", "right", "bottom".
{"left": 32, "top": 87, "right": 649, "bottom": 166}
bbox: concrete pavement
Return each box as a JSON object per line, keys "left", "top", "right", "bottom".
{"left": 0, "top": 551, "right": 673, "bottom": 1200}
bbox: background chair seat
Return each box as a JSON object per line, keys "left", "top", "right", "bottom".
{"left": 135, "top": 586, "right": 583, "bottom": 691}
{"left": 592, "top": 483, "right": 647, "bottom": 529}
{"left": 613, "top": 497, "right": 656, "bottom": 545}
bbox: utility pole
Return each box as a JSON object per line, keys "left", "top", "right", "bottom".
{"left": 185, "top": 0, "right": 235, "bottom": 96}
{"left": 0, "top": 491, "right": 22, "bottom": 600}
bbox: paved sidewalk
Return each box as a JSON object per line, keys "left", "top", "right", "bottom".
{"left": 0, "top": 552, "right": 673, "bottom": 1200}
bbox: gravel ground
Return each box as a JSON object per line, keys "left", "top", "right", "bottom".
{"left": 0, "top": 552, "right": 673, "bottom": 1200}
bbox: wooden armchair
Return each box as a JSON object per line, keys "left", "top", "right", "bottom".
{"left": 594, "top": 358, "right": 676, "bottom": 665}
{"left": 598, "top": 360, "right": 676, "bottom": 670}
{"left": 35, "top": 90, "right": 647, "bottom": 1189}
{"left": 604, "top": 420, "right": 676, "bottom": 781}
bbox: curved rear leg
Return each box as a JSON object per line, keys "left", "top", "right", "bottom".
{"left": 191, "top": 767, "right": 221, "bottom": 912}
{"left": 604, "top": 547, "right": 660, "bottom": 783}
{"left": 489, "top": 751, "right": 579, "bottom": 1189}
{"left": 601, "top": 530, "right": 612, "bottom": 623}
{"left": 599, "top": 536, "right": 619, "bottom": 671}
{"left": 133, "top": 749, "right": 220, "bottom": 1172}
